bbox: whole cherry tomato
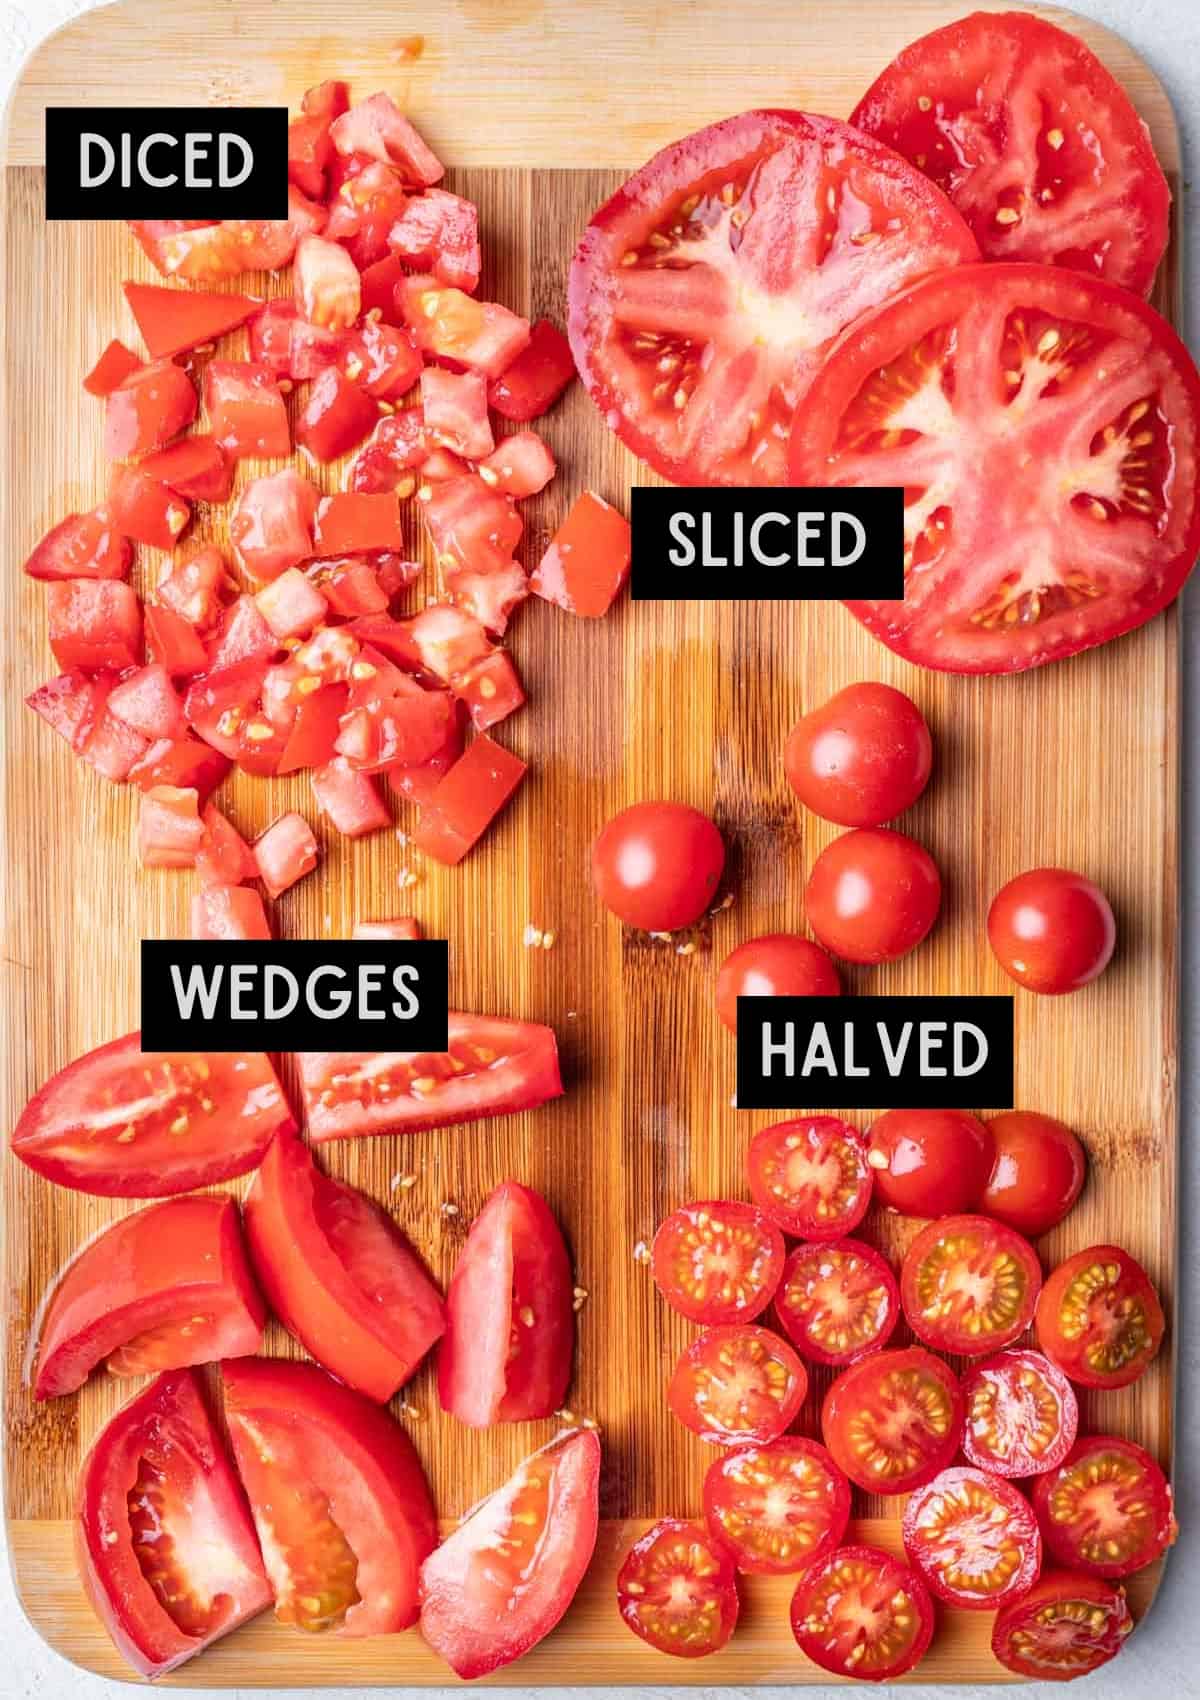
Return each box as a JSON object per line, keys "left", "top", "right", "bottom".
{"left": 805, "top": 829, "right": 941, "bottom": 964}
{"left": 987, "top": 868, "right": 1115, "bottom": 994}
{"left": 591, "top": 802, "right": 724, "bottom": 931}
{"left": 785, "top": 682, "right": 932, "bottom": 827}
{"left": 982, "top": 1111, "right": 1087, "bottom": 1236}
{"left": 866, "top": 1109, "right": 994, "bottom": 1218}
{"left": 716, "top": 933, "right": 840, "bottom": 1032}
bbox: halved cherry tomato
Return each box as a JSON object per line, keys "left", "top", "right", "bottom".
{"left": 83, "top": 338, "right": 142, "bottom": 397}
{"left": 1032, "top": 1435, "right": 1176, "bottom": 1579}
{"left": 191, "top": 885, "right": 272, "bottom": 941}
{"left": 652, "top": 1200, "right": 784, "bottom": 1325}
{"left": 902, "top": 1214, "right": 1042, "bottom": 1356}
{"left": 11, "top": 1035, "right": 292, "bottom": 1196}
{"left": 489, "top": 318, "right": 575, "bottom": 420}
{"left": 104, "top": 360, "right": 197, "bottom": 460}
{"left": 139, "top": 435, "right": 233, "bottom": 502}
{"left": 776, "top": 1238, "right": 899, "bottom": 1367}
{"left": 77, "top": 1369, "right": 271, "bottom": 1678}
{"left": 991, "top": 1571, "right": 1132, "bottom": 1680}
{"left": 746, "top": 1116, "right": 871, "bottom": 1240}
{"left": 231, "top": 469, "right": 319, "bottom": 582}
{"left": 785, "top": 683, "right": 933, "bottom": 827}
{"left": 821, "top": 1346, "right": 964, "bottom": 1493}
{"left": 790, "top": 1544, "right": 934, "bottom": 1682}
{"left": 717, "top": 935, "right": 840, "bottom": 1034}
{"left": 805, "top": 828, "right": 941, "bottom": 963}
{"left": 123, "top": 281, "right": 260, "bottom": 359}
{"left": 138, "top": 784, "right": 205, "bottom": 868}
{"left": 47, "top": 578, "right": 141, "bottom": 672}
{"left": 703, "top": 1438, "right": 849, "bottom": 1576}
{"left": 311, "top": 755, "right": 391, "bottom": 836}
{"left": 592, "top": 800, "right": 724, "bottom": 930}
{"left": 108, "top": 663, "right": 186, "bottom": 741}
{"left": 439, "top": 1179, "right": 574, "bottom": 1426}
{"left": 421, "top": 366, "right": 494, "bottom": 459}
{"left": 297, "top": 365, "right": 380, "bottom": 461}
{"left": 204, "top": 360, "right": 291, "bottom": 459}
{"left": 331, "top": 92, "right": 444, "bottom": 185}
{"left": 420, "top": 1428, "right": 600, "bottom": 1679}
{"left": 108, "top": 464, "right": 191, "bottom": 548}
{"left": 254, "top": 811, "right": 319, "bottom": 897}
{"left": 24, "top": 508, "right": 131, "bottom": 581}
{"left": 314, "top": 492, "right": 404, "bottom": 554}
{"left": 988, "top": 867, "right": 1116, "bottom": 994}
{"left": 398, "top": 275, "right": 530, "bottom": 376}
{"left": 961, "top": 1349, "right": 1079, "bottom": 1479}
{"left": 1035, "top": 1243, "right": 1165, "bottom": 1389}
{"left": 616, "top": 1519, "right": 738, "bottom": 1659}
{"left": 35, "top": 1195, "right": 264, "bottom": 1398}
{"left": 903, "top": 1465, "right": 1042, "bottom": 1610}
{"left": 411, "top": 733, "right": 528, "bottom": 864}
{"left": 388, "top": 188, "right": 480, "bottom": 292}
{"left": 667, "top": 1323, "right": 807, "bottom": 1445}
{"left": 222, "top": 1356, "right": 437, "bottom": 1635}
{"left": 983, "top": 1111, "right": 1087, "bottom": 1236}
{"left": 866, "top": 1108, "right": 995, "bottom": 1218}
{"left": 531, "top": 490, "right": 631, "bottom": 617}
{"left": 294, "top": 233, "right": 361, "bottom": 330}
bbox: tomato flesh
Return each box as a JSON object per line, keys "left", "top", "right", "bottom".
{"left": 123, "top": 281, "right": 260, "bottom": 359}
{"left": 703, "top": 1438, "right": 849, "bottom": 1575}
{"left": 531, "top": 491, "right": 631, "bottom": 617}
{"left": 790, "top": 1543, "right": 934, "bottom": 1682}
{"left": 983, "top": 1111, "right": 1087, "bottom": 1235}
{"left": 821, "top": 1346, "right": 963, "bottom": 1494}
{"left": 747, "top": 1116, "right": 870, "bottom": 1239}
{"left": 410, "top": 733, "right": 528, "bottom": 865}
{"left": 1035, "top": 1243, "right": 1164, "bottom": 1389}
{"left": 903, "top": 1465, "right": 1042, "bottom": 1610}
{"left": 592, "top": 800, "right": 724, "bottom": 930}
{"left": 667, "top": 1323, "right": 807, "bottom": 1445}
{"left": 652, "top": 1199, "right": 784, "bottom": 1324}
{"left": 785, "top": 683, "right": 933, "bottom": 827}
{"left": 805, "top": 827, "right": 941, "bottom": 963}
{"left": 901, "top": 1213, "right": 1042, "bottom": 1356}
{"left": 489, "top": 318, "right": 576, "bottom": 420}
{"left": 988, "top": 867, "right": 1116, "bottom": 994}
{"left": 865, "top": 1108, "right": 995, "bottom": 1217}
{"left": 1032, "top": 1435, "right": 1175, "bottom": 1579}
{"left": 616, "top": 1518, "right": 738, "bottom": 1658}
{"left": 776, "top": 1238, "right": 899, "bottom": 1368}
{"left": 992, "top": 1571, "right": 1132, "bottom": 1680}
{"left": 961, "top": 1349, "right": 1079, "bottom": 1479}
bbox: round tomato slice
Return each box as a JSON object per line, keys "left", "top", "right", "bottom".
{"left": 703, "top": 1438, "right": 850, "bottom": 1575}
{"left": 746, "top": 1116, "right": 872, "bottom": 1240}
{"left": 651, "top": 1200, "right": 784, "bottom": 1324}
{"left": 668, "top": 1323, "right": 807, "bottom": 1445}
{"left": 902, "top": 1465, "right": 1042, "bottom": 1610}
{"left": 1035, "top": 1243, "right": 1165, "bottom": 1389}
{"left": 617, "top": 1518, "right": 739, "bottom": 1658}
{"left": 992, "top": 1570, "right": 1132, "bottom": 1680}
{"left": 850, "top": 10, "right": 1170, "bottom": 295}
{"left": 1032, "top": 1435, "right": 1176, "bottom": 1580}
{"left": 569, "top": 109, "right": 977, "bottom": 486}
{"left": 961, "top": 1349, "right": 1079, "bottom": 1479}
{"left": 790, "top": 262, "right": 1200, "bottom": 673}
{"left": 790, "top": 1544, "right": 934, "bottom": 1682}
{"left": 901, "top": 1213, "right": 1042, "bottom": 1356}
{"left": 776, "top": 1238, "right": 899, "bottom": 1367}
{"left": 821, "top": 1346, "right": 963, "bottom": 1494}
{"left": 11, "top": 1035, "right": 294, "bottom": 1197}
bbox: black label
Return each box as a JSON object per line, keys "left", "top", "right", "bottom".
{"left": 140, "top": 940, "right": 449, "bottom": 1052}
{"left": 736, "top": 996, "right": 1014, "bottom": 1110}
{"left": 630, "top": 487, "right": 903, "bottom": 602}
{"left": 45, "top": 107, "right": 288, "bottom": 220}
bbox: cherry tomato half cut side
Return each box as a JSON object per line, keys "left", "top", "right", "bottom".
{"left": 616, "top": 1518, "right": 739, "bottom": 1658}
{"left": 991, "top": 1571, "right": 1132, "bottom": 1680}
{"left": 961, "top": 1348, "right": 1079, "bottom": 1478}
{"left": 790, "top": 1543, "right": 934, "bottom": 1682}
{"left": 1035, "top": 1243, "right": 1165, "bottom": 1389}
{"left": 775, "top": 1238, "right": 899, "bottom": 1368}
{"left": 668, "top": 1324, "right": 807, "bottom": 1446}
{"left": 901, "top": 1213, "right": 1042, "bottom": 1357}
{"left": 746, "top": 1116, "right": 871, "bottom": 1240}
{"left": 902, "top": 1465, "right": 1042, "bottom": 1610}
{"left": 703, "top": 1438, "right": 850, "bottom": 1575}
{"left": 651, "top": 1199, "right": 785, "bottom": 1324}
{"left": 821, "top": 1346, "right": 963, "bottom": 1495}
{"left": 1032, "top": 1435, "right": 1176, "bottom": 1580}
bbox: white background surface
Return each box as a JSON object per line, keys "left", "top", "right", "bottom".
{"left": 0, "top": 0, "right": 1196, "bottom": 1695}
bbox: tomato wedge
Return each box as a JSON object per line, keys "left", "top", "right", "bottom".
{"left": 775, "top": 1238, "right": 899, "bottom": 1367}
{"left": 790, "top": 1544, "right": 934, "bottom": 1682}
{"left": 667, "top": 1323, "right": 807, "bottom": 1445}
{"left": 569, "top": 109, "right": 976, "bottom": 486}
{"left": 11, "top": 1035, "right": 293, "bottom": 1196}
{"left": 651, "top": 1199, "right": 784, "bottom": 1324}
{"left": 77, "top": 1369, "right": 271, "bottom": 1678}
{"left": 1032, "top": 1435, "right": 1176, "bottom": 1580}
{"left": 902, "top": 1465, "right": 1042, "bottom": 1610}
{"left": 222, "top": 1356, "right": 437, "bottom": 1635}
{"left": 420, "top": 1428, "right": 599, "bottom": 1678}
{"left": 991, "top": 1571, "right": 1132, "bottom": 1680}
{"left": 1035, "top": 1243, "right": 1165, "bottom": 1389}
{"left": 746, "top": 1116, "right": 871, "bottom": 1239}
{"left": 901, "top": 1213, "right": 1042, "bottom": 1356}
{"left": 703, "top": 1438, "right": 850, "bottom": 1575}
{"left": 961, "top": 1349, "right": 1079, "bottom": 1479}
{"left": 438, "top": 1180, "right": 574, "bottom": 1427}
{"left": 821, "top": 1346, "right": 963, "bottom": 1494}
{"left": 616, "top": 1518, "right": 739, "bottom": 1659}
{"left": 790, "top": 262, "right": 1200, "bottom": 672}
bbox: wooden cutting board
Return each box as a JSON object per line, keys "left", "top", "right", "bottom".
{"left": 1, "top": 0, "right": 1182, "bottom": 1685}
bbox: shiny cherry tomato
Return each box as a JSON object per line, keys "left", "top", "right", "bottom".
{"left": 961, "top": 1349, "right": 1078, "bottom": 1479}
{"left": 775, "top": 1239, "right": 899, "bottom": 1367}
{"left": 991, "top": 1571, "right": 1132, "bottom": 1680}
{"left": 805, "top": 828, "right": 941, "bottom": 963}
{"left": 784, "top": 683, "right": 932, "bottom": 827}
{"left": 790, "top": 1544, "right": 935, "bottom": 1682}
{"left": 703, "top": 1438, "right": 850, "bottom": 1575}
{"left": 651, "top": 1200, "right": 784, "bottom": 1325}
{"left": 616, "top": 1519, "right": 738, "bottom": 1658}
{"left": 1035, "top": 1244, "right": 1164, "bottom": 1390}
{"left": 982, "top": 1112, "right": 1087, "bottom": 1236}
{"left": 1032, "top": 1436, "right": 1176, "bottom": 1580}
{"left": 591, "top": 801, "right": 724, "bottom": 931}
{"left": 901, "top": 1214, "right": 1042, "bottom": 1357}
{"left": 746, "top": 1117, "right": 872, "bottom": 1240}
{"left": 668, "top": 1324, "right": 807, "bottom": 1446}
{"left": 715, "top": 934, "right": 839, "bottom": 1033}
{"left": 903, "top": 1465, "right": 1042, "bottom": 1611}
{"left": 987, "top": 868, "right": 1116, "bottom": 994}
{"left": 866, "top": 1109, "right": 994, "bottom": 1218}
{"left": 821, "top": 1347, "right": 963, "bottom": 1494}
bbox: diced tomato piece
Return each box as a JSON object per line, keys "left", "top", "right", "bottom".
{"left": 296, "top": 365, "right": 379, "bottom": 462}
{"left": 81, "top": 710, "right": 150, "bottom": 782}
{"left": 311, "top": 756, "right": 391, "bottom": 836}
{"left": 104, "top": 360, "right": 197, "bottom": 460}
{"left": 47, "top": 579, "right": 141, "bottom": 672}
{"left": 480, "top": 430, "right": 556, "bottom": 497}
{"left": 288, "top": 113, "right": 334, "bottom": 200}
{"left": 359, "top": 253, "right": 408, "bottom": 324}
{"left": 108, "top": 465, "right": 191, "bottom": 549}
{"left": 143, "top": 604, "right": 209, "bottom": 677}
{"left": 278, "top": 682, "right": 347, "bottom": 775}
{"left": 138, "top": 435, "right": 232, "bottom": 502}
{"left": 107, "top": 664, "right": 186, "bottom": 740}
{"left": 129, "top": 187, "right": 325, "bottom": 281}
{"left": 314, "top": 492, "right": 404, "bottom": 554}
{"left": 26, "top": 669, "right": 111, "bottom": 752}
{"left": 191, "top": 885, "right": 272, "bottom": 941}
{"left": 254, "top": 567, "right": 327, "bottom": 640}
{"left": 204, "top": 360, "right": 290, "bottom": 459}
{"left": 422, "top": 474, "right": 522, "bottom": 574}
{"left": 303, "top": 80, "right": 349, "bottom": 121}
{"left": 325, "top": 160, "right": 411, "bottom": 269}
{"left": 488, "top": 318, "right": 576, "bottom": 420}
{"left": 388, "top": 188, "right": 480, "bottom": 292}
{"left": 341, "top": 318, "right": 422, "bottom": 401}
{"left": 336, "top": 657, "right": 458, "bottom": 772}
{"left": 447, "top": 559, "right": 529, "bottom": 636}
{"left": 255, "top": 812, "right": 320, "bottom": 898}
{"left": 345, "top": 614, "right": 424, "bottom": 671}
{"left": 249, "top": 299, "right": 343, "bottom": 380}
{"left": 316, "top": 558, "right": 391, "bottom": 617}
{"left": 454, "top": 649, "right": 525, "bottom": 730}
{"left": 184, "top": 659, "right": 271, "bottom": 759}
{"left": 421, "top": 446, "right": 468, "bottom": 482}
{"left": 375, "top": 552, "right": 423, "bottom": 597}
{"left": 24, "top": 509, "right": 131, "bottom": 581}
{"left": 232, "top": 469, "right": 319, "bottom": 582}
{"left": 331, "top": 94, "right": 444, "bottom": 185}
{"left": 157, "top": 546, "right": 230, "bottom": 628}
{"left": 128, "top": 736, "right": 230, "bottom": 798}
{"left": 295, "top": 624, "right": 361, "bottom": 682}
{"left": 196, "top": 802, "right": 257, "bottom": 887}
{"left": 83, "top": 339, "right": 142, "bottom": 398}
{"left": 420, "top": 367, "right": 493, "bottom": 459}
{"left": 138, "top": 785, "right": 204, "bottom": 868}
{"left": 123, "top": 282, "right": 260, "bottom": 360}
{"left": 398, "top": 276, "right": 531, "bottom": 377}
{"left": 398, "top": 605, "right": 491, "bottom": 680}
{"left": 294, "top": 233, "right": 361, "bottom": 331}
{"left": 532, "top": 490, "right": 631, "bottom": 617}
{"left": 235, "top": 716, "right": 288, "bottom": 780}
{"left": 412, "top": 734, "right": 527, "bottom": 864}
{"left": 386, "top": 698, "right": 467, "bottom": 805}
{"left": 209, "top": 594, "right": 280, "bottom": 671}
{"left": 353, "top": 916, "right": 423, "bottom": 939}
{"left": 349, "top": 409, "right": 427, "bottom": 494}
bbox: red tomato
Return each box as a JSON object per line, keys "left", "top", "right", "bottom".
{"left": 983, "top": 1111, "right": 1087, "bottom": 1235}
{"left": 478, "top": 430, "right": 556, "bottom": 499}
{"left": 716, "top": 934, "right": 840, "bottom": 1033}
{"left": 222, "top": 1356, "right": 436, "bottom": 1634}
{"left": 255, "top": 567, "right": 327, "bottom": 641}
{"left": 776, "top": 1238, "right": 899, "bottom": 1367}
{"left": 108, "top": 464, "right": 191, "bottom": 548}
{"left": 123, "top": 281, "right": 259, "bottom": 359}
{"left": 652, "top": 1200, "right": 784, "bottom": 1325}
{"left": 11, "top": 1034, "right": 292, "bottom": 1196}
{"left": 439, "top": 1180, "right": 574, "bottom": 1426}
{"left": 311, "top": 755, "right": 391, "bottom": 836}
{"left": 353, "top": 916, "right": 422, "bottom": 940}
{"left": 359, "top": 252, "right": 409, "bottom": 324}
{"left": 129, "top": 735, "right": 229, "bottom": 798}
{"left": 531, "top": 490, "right": 631, "bottom": 617}
{"left": 616, "top": 1519, "right": 738, "bottom": 1659}
{"left": 138, "top": 784, "right": 205, "bottom": 868}
{"left": 77, "top": 1369, "right": 271, "bottom": 1678}
{"left": 453, "top": 649, "right": 526, "bottom": 730}
{"left": 420, "top": 1429, "right": 600, "bottom": 1679}
{"left": 80, "top": 703, "right": 149, "bottom": 780}
{"left": 805, "top": 828, "right": 941, "bottom": 963}
{"left": 410, "top": 733, "right": 528, "bottom": 864}
{"left": 26, "top": 669, "right": 112, "bottom": 753}
{"left": 330, "top": 92, "right": 444, "bottom": 185}
{"left": 988, "top": 867, "right": 1116, "bottom": 994}
{"left": 489, "top": 318, "right": 576, "bottom": 420}
{"left": 294, "top": 233, "right": 361, "bottom": 330}
{"left": 592, "top": 801, "right": 724, "bottom": 930}
{"left": 866, "top": 1108, "right": 995, "bottom": 1217}
{"left": 325, "top": 161, "right": 410, "bottom": 269}
{"left": 231, "top": 470, "right": 319, "bottom": 582}
{"left": 158, "top": 545, "right": 230, "bottom": 628}
{"left": 314, "top": 492, "right": 404, "bottom": 554}
{"left": 298, "top": 1012, "right": 563, "bottom": 1140}
{"left": 129, "top": 189, "right": 324, "bottom": 281}
{"left": 196, "top": 803, "right": 257, "bottom": 887}
{"left": 83, "top": 338, "right": 142, "bottom": 397}
{"left": 902, "top": 1214, "right": 1042, "bottom": 1356}
{"left": 667, "top": 1323, "right": 807, "bottom": 1445}
{"left": 287, "top": 112, "right": 334, "bottom": 200}
{"left": 108, "top": 664, "right": 186, "bottom": 741}
{"left": 903, "top": 1466, "right": 1042, "bottom": 1610}
{"left": 850, "top": 11, "right": 1170, "bottom": 294}
{"left": 1032, "top": 1435, "right": 1176, "bottom": 1579}
{"left": 340, "top": 316, "right": 422, "bottom": 400}
{"left": 746, "top": 1116, "right": 871, "bottom": 1240}
{"left": 303, "top": 79, "right": 349, "bottom": 121}
{"left": 249, "top": 298, "right": 344, "bottom": 379}
{"left": 350, "top": 409, "right": 428, "bottom": 492}
{"left": 421, "top": 366, "right": 494, "bottom": 459}
{"left": 785, "top": 683, "right": 933, "bottom": 827}
{"left": 47, "top": 578, "right": 142, "bottom": 672}
{"left": 569, "top": 110, "right": 975, "bottom": 487}
{"left": 388, "top": 187, "right": 481, "bottom": 292}
{"left": 992, "top": 1571, "right": 1132, "bottom": 1680}
{"left": 1035, "top": 1244, "right": 1165, "bottom": 1389}
{"left": 297, "top": 365, "right": 380, "bottom": 461}
{"left": 790, "top": 264, "right": 1200, "bottom": 673}
{"left": 790, "top": 1544, "right": 934, "bottom": 1682}
{"left": 191, "top": 884, "right": 272, "bottom": 941}
{"left": 254, "top": 811, "right": 319, "bottom": 897}
{"left": 104, "top": 360, "right": 197, "bottom": 460}
{"left": 420, "top": 471, "right": 522, "bottom": 575}
{"left": 703, "top": 1438, "right": 850, "bottom": 1575}
{"left": 139, "top": 435, "right": 233, "bottom": 502}
{"left": 24, "top": 508, "right": 131, "bottom": 581}
{"left": 398, "top": 276, "right": 530, "bottom": 376}
{"left": 961, "top": 1349, "right": 1079, "bottom": 1479}
{"left": 821, "top": 1346, "right": 963, "bottom": 1493}
{"left": 35, "top": 1195, "right": 263, "bottom": 1398}
{"left": 204, "top": 360, "right": 291, "bottom": 459}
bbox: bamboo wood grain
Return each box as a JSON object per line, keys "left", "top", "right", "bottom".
{"left": 1, "top": 0, "right": 1182, "bottom": 1686}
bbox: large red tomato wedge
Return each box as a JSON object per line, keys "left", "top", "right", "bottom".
{"left": 76, "top": 1369, "right": 271, "bottom": 1678}
{"left": 569, "top": 109, "right": 977, "bottom": 486}
{"left": 789, "top": 262, "right": 1200, "bottom": 672}
{"left": 419, "top": 1427, "right": 601, "bottom": 1679}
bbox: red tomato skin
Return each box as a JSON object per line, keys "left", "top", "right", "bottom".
{"left": 991, "top": 1571, "right": 1132, "bottom": 1680}
{"left": 716, "top": 934, "right": 840, "bottom": 1032}
{"left": 902, "top": 1465, "right": 1043, "bottom": 1610}
{"left": 668, "top": 1324, "right": 808, "bottom": 1446}
{"left": 805, "top": 828, "right": 941, "bottom": 963}
{"left": 47, "top": 578, "right": 142, "bottom": 673}
{"left": 297, "top": 365, "right": 380, "bottom": 461}
{"left": 488, "top": 318, "right": 576, "bottom": 421}
{"left": 866, "top": 1109, "right": 995, "bottom": 1218}
{"left": 531, "top": 491, "right": 631, "bottom": 618}
{"left": 747, "top": 1117, "right": 872, "bottom": 1240}
{"left": 785, "top": 683, "right": 933, "bottom": 826}
{"left": 652, "top": 1200, "right": 785, "bottom": 1325}
{"left": 616, "top": 1518, "right": 740, "bottom": 1658}
{"left": 982, "top": 1111, "right": 1087, "bottom": 1235}
{"left": 592, "top": 801, "right": 724, "bottom": 930}
{"left": 1031, "top": 1435, "right": 1176, "bottom": 1579}
{"left": 1035, "top": 1244, "right": 1165, "bottom": 1390}
{"left": 83, "top": 339, "right": 142, "bottom": 397}
{"left": 314, "top": 492, "right": 405, "bottom": 555}
{"left": 960, "top": 1349, "right": 1079, "bottom": 1479}
{"left": 902, "top": 1214, "right": 1042, "bottom": 1357}
{"left": 703, "top": 1438, "right": 851, "bottom": 1575}
{"left": 204, "top": 360, "right": 291, "bottom": 459}
{"left": 790, "top": 1544, "right": 935, "bottom": 1682}
{"left": 775, "top": 1238, "right": 900, "bottom": 1367}
{"left": 822, "top": 1347, "right": 964, "bottom": 1494}
{"left": 25, "top": 509, "right": 132, "bottom": 581}
{"left": 988, "top": 868, "right": 1116, "bottom": 994}
{"left": 410, "top": 733, "right": 528, "bottom": 865}
{"left": 123, "top": 282, "right": 260, "bottom": 359}
{"left": 104, "top": 360, "right": 197, "bottom": 460}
